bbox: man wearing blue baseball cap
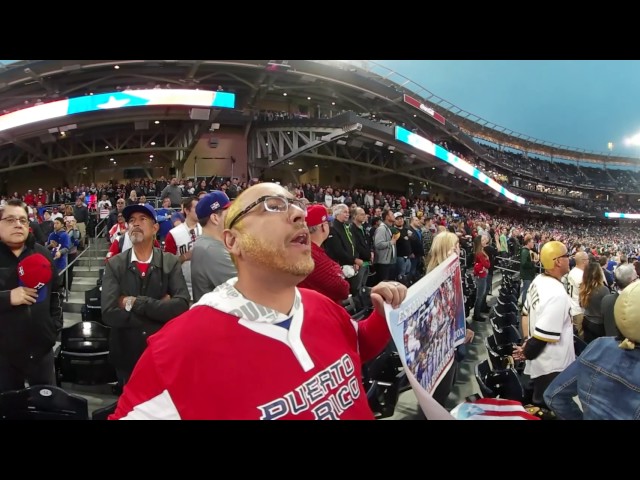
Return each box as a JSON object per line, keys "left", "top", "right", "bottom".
{"left": 191, "top": 191, "right": 237, "bottom": 302}
{"left": 101, "top": 201, "right": 190, "bottom": 387}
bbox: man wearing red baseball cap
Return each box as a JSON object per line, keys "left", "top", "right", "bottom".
{"left": 298, "top": 204, "right": 350, "bottom": 304}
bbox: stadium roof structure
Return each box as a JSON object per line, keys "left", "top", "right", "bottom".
{"left": 0, "top": 60, "right": 621, "bottom": 212}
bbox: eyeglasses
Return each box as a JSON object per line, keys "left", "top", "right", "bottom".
{"left": 228, "top": 195, "right": 307, "bottom": 229}
{"left": 189, "top": 229, "right": 197, "bottom": 243}
{"left": 1, "top": 217, "right": 29, "bottom": 226}
{"left": 553, "top": 252, "right": 571, "bottom": 260}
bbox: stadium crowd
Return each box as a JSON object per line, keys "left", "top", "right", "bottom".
{"left": 2, "top": 173, "right": 640, "bottom": 419}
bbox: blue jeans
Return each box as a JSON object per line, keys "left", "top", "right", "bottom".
{"left": 395, "top": 257, "right": 411, "bottom": 280}
{"left": 521, "top": 279, "right": 532, "bottom": 305}
{"left": 409, "top": 257, "right": 419, "bottom": 279}
{"left": 474, "top": 276, "right": 488, "bottom": 320}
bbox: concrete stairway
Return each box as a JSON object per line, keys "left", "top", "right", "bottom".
{"left": 61, "top": 236, "right": 109, "bottom": 328}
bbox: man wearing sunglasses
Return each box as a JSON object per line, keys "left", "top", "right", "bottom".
{"left": 111, "top": 182, "right": 407, "bottom": 420}
{"left": 513, "top": 241, "right": 575, "bottom": 407}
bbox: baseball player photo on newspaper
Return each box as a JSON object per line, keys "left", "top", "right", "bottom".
{"left": 385, "top": 254, "right": 466, "bottom": 414}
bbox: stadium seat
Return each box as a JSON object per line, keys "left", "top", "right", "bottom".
{"left": 55, "top": 321, "right": 117, "bottom": 387}
{"left": 474, "top": 359, "right": 496, "bottom": 398}
{"left": 341, "top": 295, "right": 358, "bottom": 317}
{"left": 489, "top": 368, "right": 526, "bottom": 403}
{"left": 362, "top": 341, "right": 406, "bottom": 417}
{"left": 484, "top": 336, "right": 514, "bottom": 370}
{"left": 82, "top": 285, "right": 103, "bottom": 324}
{"left": 365, "top": 373, "right": 404, "bottom": 419}
{"left": 92, "top": 401, "right": 118, "bottom": 420}
{"left": 0, "top": 385, "right": 89, "bottom": 420}
{"left": 492, "top": 324, "right": 522, "bottom": 347}
{"left": 475, "top": 360, "right": 525, "bottom": 403}
{"left": 495, "top": 298, "right": 518, "bottom": 314}
{"left": 489, "top": 309, "right": 518, "bottom": 332}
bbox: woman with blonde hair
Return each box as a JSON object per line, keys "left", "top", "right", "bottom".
{"left": 426, "top": 231, "right": 460, "bottom": 274}
{"left": 579, "top": 262, "right": 610, "bottom": 343}
{"left": 423, "top": 230, "right": 474, "bottom": 408}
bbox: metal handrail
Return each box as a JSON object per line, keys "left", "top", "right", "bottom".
{"left": 57, "top": 220, "right": 109, "bottom": 301}
{"left": 57, "top": 240, "right": 93, "bottom": 301}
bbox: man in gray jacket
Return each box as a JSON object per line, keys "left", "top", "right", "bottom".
{"left": 101, "top": 203, "right": 190, "bottom": 387}
{"left": 160, "top": 177, "right": 184, "bottom": 208}
{"left": 191, "top": 191, "right": 237, "bottom": 302}
{"left": 374, "top": 208, "right": 400, "bottom": 284}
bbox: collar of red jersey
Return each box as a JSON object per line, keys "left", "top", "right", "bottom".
{"left": 192, "top": 278, "right": 314, "bottom": 371}
{"left": 192, "top": 277, "right": 299, "bottom": 324}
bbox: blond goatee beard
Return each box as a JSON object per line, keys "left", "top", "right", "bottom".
{"left": 238, "top": 231, "right": 314, "bottom": 277}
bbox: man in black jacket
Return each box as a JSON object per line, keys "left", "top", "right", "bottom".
{"left": 351, "top": 207, "right": 373, "bottom": 295}
{"left": 407, "top": 216, "right": 425, "bottom": 284}
{"left": 101, "top": 203, "right": 190, "bottom": 387}
{"left": 0, "top": 199, "right": 63, "bottom": 392}
{"left": 324, "top": 204, "right": 362, "bottom": 290}
{"left": 28, "top": 219, "right": 47, "bottom": 246}
{"left": 393, "top": 213, "right": 412, "bottom": 285}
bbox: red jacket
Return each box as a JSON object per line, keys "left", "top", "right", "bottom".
{"left": 298, "top": 242, "right": 350, "bottom": 304}
{"left": 473, "top": 251, "right": 490, "bottom": 278}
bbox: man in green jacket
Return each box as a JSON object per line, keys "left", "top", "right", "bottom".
{"left": 520, "top": 234, "right": 538, "bottom": 307}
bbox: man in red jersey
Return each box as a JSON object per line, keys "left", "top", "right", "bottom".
{"left": 298, "top": 204, "right": 350, "bottom": 304}
{"left": 111, "top": 182, "right": 407, "bottom": 420}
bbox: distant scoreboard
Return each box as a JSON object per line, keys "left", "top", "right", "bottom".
{"left": 395, "top": 126, "right": 526, "bottom": 205}
{"left": 604, "top": 212, "right": 640, "bottom": 219}
{"left": 0, "top": 89, "right": 236, "bottom": 134}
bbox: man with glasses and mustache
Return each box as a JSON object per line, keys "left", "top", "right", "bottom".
{"left": 110, "top": 182, "right": 408, "bottom": 420}
{"left": 0, "top": 199, "right": 64, "bottom": 392}
{"left": 101, "top": 203, "right": 190, "bottom": 388}
{"left": 513, "top": 241, "right": 575, "bottom": 407}
{"left": 164, "top": 197, "right": 202, "bottom": 301}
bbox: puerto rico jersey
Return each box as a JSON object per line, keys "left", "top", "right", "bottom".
{"left": 110, "top": 286, "right": 390, "bottom": 420}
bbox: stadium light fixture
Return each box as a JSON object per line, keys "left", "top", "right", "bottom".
{"left": 624, "top": 134, "right": 640, "bottom": 147}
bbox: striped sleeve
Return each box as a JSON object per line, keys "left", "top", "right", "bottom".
{"left": 298, "top": 248, "right": 350, "bottom": 303}
{"left": 532, "top": 293, "right": 567, "bottom": 343}
{"left": 109, "top": 348, "right": 181, "bottom": 420}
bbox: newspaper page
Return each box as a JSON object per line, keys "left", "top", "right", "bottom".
{"left": 385, "top": 254, "right": 465, "bottom": 418}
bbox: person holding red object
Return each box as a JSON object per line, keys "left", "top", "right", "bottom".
{"left": 0, "top": 199, "right": 63, "bottom": 393}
